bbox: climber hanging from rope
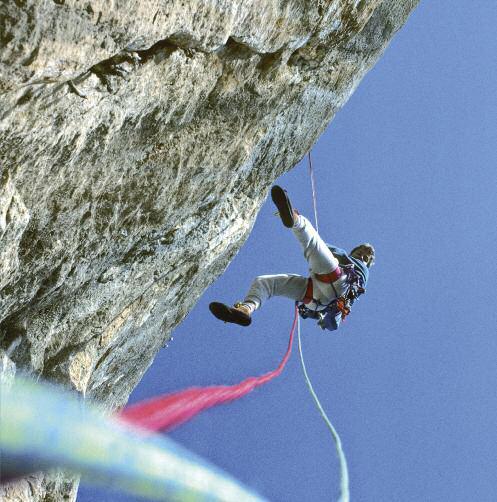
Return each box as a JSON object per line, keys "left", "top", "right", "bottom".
{"left": 209, "top": 185, "right": 375, "bottom": 331}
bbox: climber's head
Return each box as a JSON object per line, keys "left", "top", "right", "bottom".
{"left": 350, "top": 243, "right": 375, "bottom": 268}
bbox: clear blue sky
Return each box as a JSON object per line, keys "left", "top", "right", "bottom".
{"left": 80, "top": 3, "right": 497, "bottom": 501}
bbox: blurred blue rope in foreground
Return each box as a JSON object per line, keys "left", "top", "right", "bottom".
{"left": 0, "top": 375, "right": 266, "bottom": 502}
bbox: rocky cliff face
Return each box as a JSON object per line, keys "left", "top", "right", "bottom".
{"left": 0, "top": 0, "right": 418, "bottom": 499}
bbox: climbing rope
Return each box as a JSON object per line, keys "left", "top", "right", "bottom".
{"left": 298, "top": 150, "right": 350, "bottom": 502}
{"left": 297, "top": 316, "right": 349, "bottom": 502}
{"left": 120, "top": 306, "right": 298, "bottom": 432}
{"left": 307, "top": 151, "right": 319, "bottom": 233}
{"left": 0, "top": 376, "right": 266, "bottom": 501}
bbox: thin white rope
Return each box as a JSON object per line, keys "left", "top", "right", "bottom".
{"left": 298, "top": 150, "right": 349, "bottom": 501}
{"left": 297, "top": 316, "right": 350, "bottom": 502}
{"left": 307, "top": 151, "right": 319, "bottom": 233}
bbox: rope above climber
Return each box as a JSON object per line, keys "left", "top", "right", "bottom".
{"left": 209, "top": 185, "right": 375, "bottom": 332}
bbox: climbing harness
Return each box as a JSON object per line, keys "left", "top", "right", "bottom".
{"left": 315, "top": 267, "right": 343, "bottom": 283}
{"left": 298, "top": 263, "right": 366, "bottom": 332}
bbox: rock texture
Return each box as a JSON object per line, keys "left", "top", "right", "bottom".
{"left": 0, "top": 0, "right": 418, "bottom": 499}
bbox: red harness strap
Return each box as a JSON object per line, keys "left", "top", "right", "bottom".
{"left": 315, "top": 266, "right": 343, "bottom": 284}
{"left": 302, "top": 267, "right": 343, "bottom": 304}
{"left": 303, "top": 278, "right": 314, "bottom": 304}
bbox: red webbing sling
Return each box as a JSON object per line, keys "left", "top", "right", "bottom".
{"left": 119, "top": 305, "right": 298, "bottom": 432}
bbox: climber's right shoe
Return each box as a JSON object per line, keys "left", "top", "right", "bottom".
{"left": 209, "top": 302, "right": 252, "bottom": 327}
{"left": 271, "top": 185, "right": 297, "bottom": 228}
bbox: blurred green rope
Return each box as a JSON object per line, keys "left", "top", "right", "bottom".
{"left": 0, "top": 376, "right": 266, "bottom": 502}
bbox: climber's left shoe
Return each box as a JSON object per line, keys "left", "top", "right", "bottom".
{"left": 271, "top": 185, "right": 298, "bottom": 228}
{"left": 209, "top": 302, "right": 252, "bottom": 326}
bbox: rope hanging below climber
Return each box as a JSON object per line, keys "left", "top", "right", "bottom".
{"left": 119, "top": 306, "right": 298, "bottom": 432}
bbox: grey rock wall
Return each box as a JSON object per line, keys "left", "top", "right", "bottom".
{"left": 0, "top": 1, "right": 418, "bottom": 500}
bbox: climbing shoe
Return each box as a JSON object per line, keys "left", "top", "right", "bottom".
{"left": 209, "top": 302, "right": 252, "bottom": 327}
{"left": 271, "top": 185, "right": 297, "bottom": 228}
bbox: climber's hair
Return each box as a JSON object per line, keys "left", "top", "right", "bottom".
{"left": 350, "top": 243, "right": 375, "bottom": 268}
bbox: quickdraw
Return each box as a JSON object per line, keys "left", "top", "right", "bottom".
{"left": 335, "top": 297, "right": 350, "bottom": 320}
